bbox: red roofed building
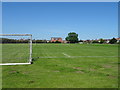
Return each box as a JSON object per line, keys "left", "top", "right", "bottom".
{"left": 116, "top": 38, "right": 120, "bottom": 40}
{"left": 51, "top": 37, "right": 63, "bottom": 42}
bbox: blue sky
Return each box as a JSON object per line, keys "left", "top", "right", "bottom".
{"left": 2, "top": 2, "right": 118, "bottom": 40}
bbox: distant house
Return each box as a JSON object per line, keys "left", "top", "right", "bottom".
{"left": 101, "top": 38, "right": 120, "bottom": 44}
{"left": 46, "top": 40, "right": 51, "bottom": 43}
{"left": 79, "top": 42, "right": 83, "bottom": 44}
{"left": 104, "top": 39, "right": 111, "bottom": 43}
{"left": 116, "top": 38, "right": 120, "bottom": 43}
{"left": 62, "top": 40, "right": 68, "bottom": 43}
{"left": 51, "top": 37, "right": 63, "bottom": 43}
{"left": 104, "top": 38, "right": 120, "bottom": 43}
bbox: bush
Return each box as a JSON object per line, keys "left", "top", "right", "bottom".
{"left": 92, "top": 40, "right": 99, "bottom": 43}
{"left": 109, "top": 38, "right": 117, "bottom": 44}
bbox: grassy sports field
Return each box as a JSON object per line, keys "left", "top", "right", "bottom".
{"left": 2, "top": 44, "right": 118, "bottom": 88}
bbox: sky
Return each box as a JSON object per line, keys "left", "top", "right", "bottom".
{"left": 2, "top": 2, "right": 118, "bottom": 40}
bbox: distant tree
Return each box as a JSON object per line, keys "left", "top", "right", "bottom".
{"left": 79, "top": 40, "right": 83, "bottom": 42}
{"left": 99, "top": 38, "right": 105, "bottom": 44}
{"left": 65, "top": 32, "right": 78, "bottom": 43}
{"left": 92, "top": 40, "right": 99, "bottom": 43}
{"left": 109, "top": 38, "right": 117, "bottom": 44}
{"left": 86, "top": 40, "right": 91, "bottom": 44}
{"left": 36, "top": 40, "right": 46, "bottom": 43}
{"left": 32, "top": 39, "right": 36, "bottom": 43}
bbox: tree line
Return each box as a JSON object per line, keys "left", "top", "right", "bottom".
{"left": 65, "top": 32, "right": 119, "bottom": 44}
{"left": 0, "top": 32, "right": 119, "bottom": 44}
{"left": 0, "top": 38, "right": 30, "bottom": 43}
{"left": 0, "top": 38, "right": 61, "bottom": 43}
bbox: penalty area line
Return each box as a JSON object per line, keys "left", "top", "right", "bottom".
{"left": 62, "top": 53, "right": 71, "bottom": 57}
{"left": 34, "top": 56, "right": 118, "bottom": 59}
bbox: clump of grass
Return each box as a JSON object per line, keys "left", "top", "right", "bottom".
{"left": 58, "top": 67, "right": 78, "bottom": 72}
{"left": 53, "top": 70, "right": 60, "bottom": 72}
{"left": 73, "top": 67, "right": 82, "bottom": 70}
{"left": 28, "top": 80, "right": 35, "bottom": 84}
{"left": 9, "top": 70, "right": 19, "bottom": 74}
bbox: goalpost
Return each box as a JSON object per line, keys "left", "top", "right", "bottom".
{"left": 0, "top": 34, "right": 32, "bottom": 65}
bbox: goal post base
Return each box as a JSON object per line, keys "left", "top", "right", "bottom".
{"left": 0, "top": 63, "right": 31, "bottom": 65}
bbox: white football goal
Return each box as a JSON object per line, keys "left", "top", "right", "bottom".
{"left": 0, "top": 34, "right": 32, "bottom": 65}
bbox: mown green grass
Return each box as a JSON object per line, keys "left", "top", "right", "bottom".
{"left": 2, "top": 44, "right": 29, "bottom": 63}
{"left": 2, "top": 44, "right": 118, "bottom": 88}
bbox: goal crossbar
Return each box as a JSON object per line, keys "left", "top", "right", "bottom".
{"left": 0, "top": 34, "right": 32, "bottom": 36}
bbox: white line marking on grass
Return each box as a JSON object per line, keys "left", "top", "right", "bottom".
{"left": 62, "top": 53, "right": 71, "bottom": 57}
{"left": 70, "top": 56, "right": 118, "bottom": 58}
{"left": 34, "top": 56, "right": 118, "bottom": 59}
